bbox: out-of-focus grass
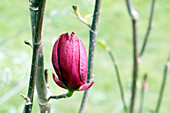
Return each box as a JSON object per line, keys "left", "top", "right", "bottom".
{"left": 0, "top": 0, "right": 170, "bottom": 113}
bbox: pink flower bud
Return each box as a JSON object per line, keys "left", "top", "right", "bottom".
{"left": 52, "top": 32, "right": 94, "bottom": 91}
{"left": 143, "top": 81, "right": 148, "bottom": 89}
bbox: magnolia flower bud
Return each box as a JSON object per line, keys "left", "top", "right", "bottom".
{"left": 52, "top": 32, "right": 94, "bottom": 91}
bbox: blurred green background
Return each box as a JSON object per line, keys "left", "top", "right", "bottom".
{"left": 0, "top": 0, "right": 169, "bottom": 113}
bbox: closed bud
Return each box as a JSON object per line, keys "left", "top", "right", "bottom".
{"left": 52, "top": 32, "right": 94, "bottom": 91}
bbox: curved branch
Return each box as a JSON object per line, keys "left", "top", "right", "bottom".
{"left": 139, "top": 0, "right": 156, "bottom": 57}
{"left": 108, "top": 51, "right": 128, "bottom": 112}
{"left": 155, "top": 53, "right": 170, "bottom": 113}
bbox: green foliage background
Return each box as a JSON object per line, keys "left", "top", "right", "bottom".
{"left": 0, "top": 0, "right": 169, "bottom": 113}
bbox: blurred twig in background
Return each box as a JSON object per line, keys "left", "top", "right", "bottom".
{"left": 139, "top": 74, "right": 148, "bottom": 113}
{"left": 97, "top": 40, "right": 128, "bottom": 113}
{"left": 108, "top": 50, "right": 128, "bottom": 113}
{"left": 0, "top": 78, "right": 27, "bottom": 105}
{"left": 139, "top": 0, "right": 156, "bottom": 58}
{"left": 155, "top": 53, "right": 170, "bottom": 113}
{"left": 125, "top": 0, "right": 139, "bottom": 113}
{"left": 125, "top": 0, "right": 156, "bottom": 112}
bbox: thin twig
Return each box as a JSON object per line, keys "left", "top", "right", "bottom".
{"left": 24, "top": 6, "right": 39, "bottom": 112}
{"left": 0, "top": 78, "right": 27, "bottom": 105}
{"left": 108, "top": 51, "right": 128, "bottom": 113}
{"left": 24, "top": 2, "right": 39, "bottom": 112}
{"left": 97, "top": 40, "right": 127, "bottom": 112}
{"left": 139, "top": 74, "right": 147, "bottom": 113}
{"left": 125, "top": 0, "right": 139, "bottom": 113}
{"left": 87, "top": 0, "right": 101, "bottom": 83}
{"left": 71, "top": 6, "right": 91, "bottom": 27}
{"left": 78, "top": 0, "right": 101, "bottom": 113}
{"left": 139, "top": 0, "right": 156, "bottom": 57}
{"left": 48, "top": 91, "right": 74, "bottom": 101}
{"left": 155, "top": 53, "right": 170, "bottom": 113}
{"left": 48, "top": 94, "right": 67, "bottom": 100}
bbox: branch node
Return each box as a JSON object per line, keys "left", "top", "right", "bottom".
{"left": 138, "top": 56, "right": 142, "bottom": 66}
{"left": 20, "top": 94, "right": 32, "bottom": 105}
{"left": 44, "top": 68, "right": 49, "bottom": 83}
{"left": 97, "top": 40, "right": 110, "bottom": 51}
{"left": 24, "top": 40, "right": 33, "bottom": 48}
{"left": 90, "top": 28, "right": 96, "bottom": 35}
{"left": 166, "top": 61, "right": 170, "bottom": 67}
{"left": 29, "top": 2, "right": 38, "bottom": 11}
{"left": 71, "top": 5, "right": 91, "bottom": 28}
{"left": 33, "top": 40, "right": 42, "bottom": 46}
{"left": 44, "top": 68, "right": 50, "bottom": 89}
{"left": 131, "top": 9, "right": 139, "bottom": 20}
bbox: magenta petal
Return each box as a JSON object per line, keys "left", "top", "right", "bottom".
{"left": 78, "top": 82, "right": 94, "bottom": 91}
{"left": 53, "top": 73, "right": 66, "bottom": 89}
{"left": 58, "top": 34, "right": 82, "bottom": 90}
{"left": 79, "top": 39, "right": 88, "bottom": 84}
{"left": 52, "top": 35, "right": 63, "bottom": 80}
{"left": 71, "top": 32, "right": 75, "bottom": 36}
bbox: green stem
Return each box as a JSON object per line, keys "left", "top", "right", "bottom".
{"left": 72, "top": 5, "right": 91, "bottom": 28}
{"left": 48, "top": 91, "right": 74, "bottom": 100}
{"left": 108, "top": 51, "right": 128, "bottom": 113}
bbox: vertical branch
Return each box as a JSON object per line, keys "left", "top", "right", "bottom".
{"left": 155, "top": 53, "right": 170, "bottom": 113}
{"left": 125, "top": 0, "right": 156, "bottom": 112}
{"left": 24, "top": 0, "right": 50, "bottom": 113}
{"left": 34, "top": 0, "right": 45, "bottom": 44}
{"left": 24, "top": 1, "right": 39, "bottom": 113}
{"left": 139, "top": 74, "right": 147, "bottom": 113}
{"left": 78, "top": 0, "right": 101, "bottom": 113}
{"left": 108, "top": 51, "right": 128, "bottom": 113}
{"left": 24, "top": 41, "right": 40, "bottom": 113}
{"left": 139, "top": 0, "right": 156, "bottom": 57}
{"left": 130, "top": 18, "right": 138, "bottom": 113}
{"left": 87, "top": 0, "right": 101, "bottom": 82}
{"left": 125, "top": 0, "right": 139, "bottom": 113}
{"left": 35, "top": 0, "right": 51, "bottom": 112}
